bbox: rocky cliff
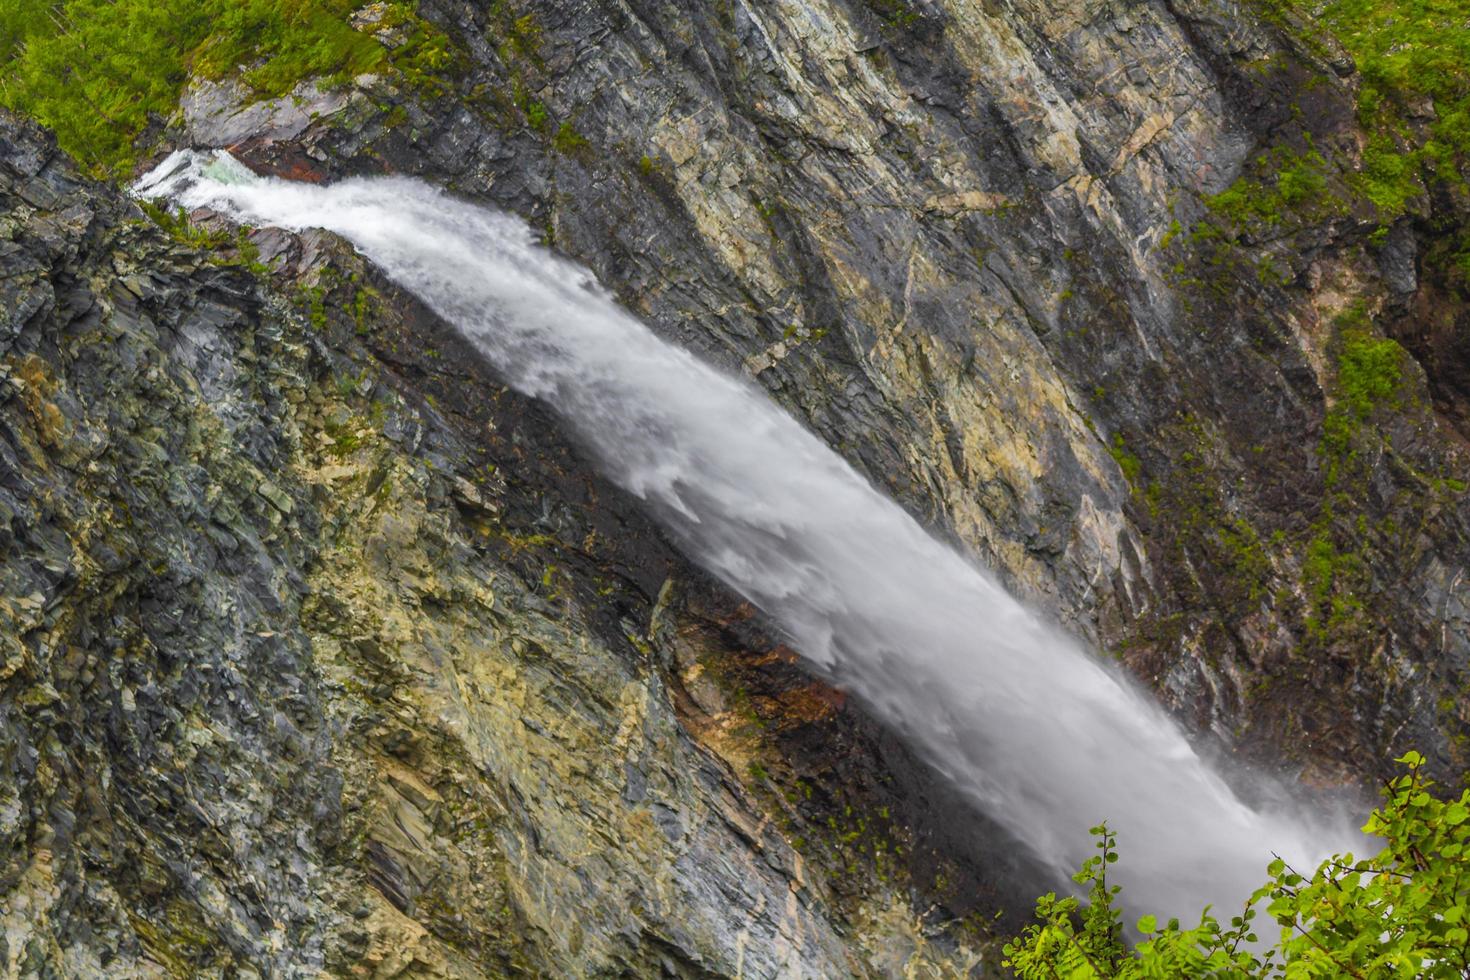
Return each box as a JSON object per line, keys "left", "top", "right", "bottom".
{"left": 0, "top": 114, "right": 1023, "bottom": 976}
{"left": 218, "top": 0, "right": 1457, "bottom": 783}
{"left": 1, "top": 0, "right": 1468, "bottom": 976}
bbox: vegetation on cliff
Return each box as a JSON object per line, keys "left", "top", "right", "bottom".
{"left": 1006, "top": 753, "right": 1470, "bottom": 978}
{"left": 0, "top": 0, "right": 448, "bottom": 174}
{"left": 1223, "top": 0, "right": 1470, "bottom": 270}
{"left": 1137, "top": 0, "right": 1469, "bottom": 774}
{"left": 1310, "top": 0, "right": 1470, "bottom": 228}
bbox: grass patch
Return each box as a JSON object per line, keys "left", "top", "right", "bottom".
{"left": 0, "top": 0, "right": 448, "bottom": 177}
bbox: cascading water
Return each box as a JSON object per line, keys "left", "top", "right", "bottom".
{"left": 135, "top": 150, "right": 1360, "bottom": 920}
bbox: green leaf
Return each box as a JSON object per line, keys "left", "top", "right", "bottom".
{"left": 1006, "top": 751, "right": 1469, "bottom": 977}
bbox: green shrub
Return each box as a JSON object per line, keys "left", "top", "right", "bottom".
{"left": 1005, "top": 752, "right": 1470, "bottom": 978}
{"left": 138, "top": 199, "right": 233, "bottom": 249}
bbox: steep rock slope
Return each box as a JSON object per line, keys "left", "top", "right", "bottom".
{"left": 0, "top": 113, "right": 1002, "bottom": 977}
{"left": 186, "top": 0, "right": 1470, "bottom": 781}
{"left": 2, "top": 0, "right": 1468, "bottom": 974}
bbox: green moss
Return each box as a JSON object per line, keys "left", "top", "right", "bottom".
{"left": 1255, "top": 255, "right": 1292, "bottom": 286}
{"left": 486, "top": 2, "right": 544, "bottom": 66}
{"left": 301, "top": 285, "right": 328, "bottom": 332}
{"left": 1106, "top": 433, "right": 1142, "bottom": 487}
{"left": 1336, "top": 326, "right": 1405, "bottom": 420}
{"left": 505, "top": 12, "right": 543, "bottom": 60}
{"left": 1316, "top": 307, "right": 1405, "bottom": 470}
{"left": 388, "top": 17, "right": 459, "bottom": 98}
{"left": 1300, "top": 524, "right": 1367, "bottom": 636}
{"left": 1252, "top": 0, "right": 1470, "bottom": 225}
{"left": 1334, "top": 1, "right": 1469, "bottom": 208}
{"left": 551, "top": 120, "right": 588, "bottom": 153}
{"left": 351, "top": 279, "right": 382, "bottom": 336}
{"left": 126, "top": 897, "right": 230, "bottom": 976}
{"left": 1356, "top": 135, "right": 1421, "bottom": 215}
{"left": 1138, "top": 417, "right": 1277, "bottom": 614}
{"left": 1298, "top": 310, "right": 1406, "bottom": 638}
{"left": 195, "top": 1, "right": 388, "bottom": 98}
{"left": 1202, "top": 143, "right": 1336, "bottom": 236}
{"left": 1158, "top": 218, "right": 1183, "bottom": 250}
{"left": 495, "top": 529, "right": 557, "bottom": 554}
{"left": 324, "top": 420, "right": 364, "bottom": 458}
{"left": 525, "top": 99, "right": 548, "bottom": 131}
{"left": 0, "top": 0, "right": 52, "bottom": 62}
{"left": 335, "top": 370, "right": 367, "bottom": 398}
{"left": 1219, "top": 517, "right": 1272, "bottom": 602}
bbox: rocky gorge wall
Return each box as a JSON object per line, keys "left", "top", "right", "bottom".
{"left": 1, "top": 0, "right": 1468, "bottom": 975}
{"left": 185, "top": 0, "right": 1468, "bottom": 783}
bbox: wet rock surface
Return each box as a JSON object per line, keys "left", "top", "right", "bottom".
{"left": 0, "top": 113, "right": 1004, "bottom": 976}
{"left": 193, "top": 0, "right": 1468, "bottom": 784}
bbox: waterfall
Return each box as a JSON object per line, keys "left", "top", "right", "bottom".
{"left": 135, "top": 150, "right": 1359, "bottom": 921}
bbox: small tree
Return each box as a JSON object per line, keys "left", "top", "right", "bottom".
{"left": 1004, "top": 752, "right": 1470, "bottom": 978}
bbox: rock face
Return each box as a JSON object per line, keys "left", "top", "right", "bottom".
{"left": 0, "top": 114, "right": 1005, "bottom": 976}
{"left": 3, "top": 0, "right": 1469, "bottom": 976}
{"left": 192, "top": 0, "right": 1468, "bottom": 782}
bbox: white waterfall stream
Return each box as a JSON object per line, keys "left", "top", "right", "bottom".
{"left": 135, "top": 151, "right": 1359, "bottom": 922}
